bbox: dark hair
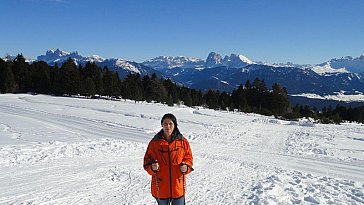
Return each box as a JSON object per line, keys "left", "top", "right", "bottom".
{"left": 161, "top": 113, "right": 177, "bottom": 127}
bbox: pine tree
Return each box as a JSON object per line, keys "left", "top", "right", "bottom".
{"left": 191, "top": 89, "right": 203, "bottom": 106}
{"left": 122, "top": 73, "right": 143, "bottom": 101}
{"left": 253, "top": 78, "right": 267, "bottom": 93}
{"left": 83, "top": 77, "right": 96, "bottom": 96}
{"left": 163, "top": 79, "right": 179, "bottom": 103}
{"left": 51, "top": 63, "right": 63, "bottom": 95}
{"left": 59, "top": 58, "right": 81, "bottom": 95}
{"left": 84, "top": 62, "right": 103, "bottom": 94}
{"left": 269, "top": 83, "right": 290, "bottom": 115}
{"left": 245, "top": 80, "right": 251, "bottom": 89}
{"left": 0, "top": 58, "right": 15, "bottom": 93}
{"left": 180, "top": 87, "right": 192, "bottom": 106}
{"left": 29, "top": 61, "right": 51, "bottom": 94}
{"left": 103, "top": 68, "right": 121, "bottom": 97}
{"left": 219, "top": 92, "right": 231, "bottom": 110}
{"left": 204, "top": 89, "right": 219, "bottom": 109}
{"left": 142, "top": 74, "right": 167, "bottom": 103}
{"left": 231, "top": 84, "right": 245, "bottom": 110}
{"left": 12, "top": 54, "right": 31, "bottom": 93}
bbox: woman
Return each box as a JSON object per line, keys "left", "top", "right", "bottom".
{"left": 144, "top": 113, "right": 194, "bottom": 205}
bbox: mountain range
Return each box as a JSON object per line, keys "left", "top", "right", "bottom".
{"left": 31, "top": 49, "right": 364, "bottom": 97}
{"left": 36, "top": 49, "right": 161, "bottom": 78}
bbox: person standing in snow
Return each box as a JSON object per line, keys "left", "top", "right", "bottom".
{"left": 143, "top": 113, "right": 194, "bottom": 205}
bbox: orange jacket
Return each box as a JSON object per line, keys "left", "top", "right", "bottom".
{"left": 143, "top": 129, "right": 193, "bottom": 199}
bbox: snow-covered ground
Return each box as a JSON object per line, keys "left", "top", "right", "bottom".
{"left": 291, "top": 92, "right": 364, "bottom": 102}
{"left": 0, "top": 94, "right": 363, "bottom": 205}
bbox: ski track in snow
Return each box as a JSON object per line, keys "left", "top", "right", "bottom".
{"left": 0, "top": 94, "right": 364, "bottom": 204}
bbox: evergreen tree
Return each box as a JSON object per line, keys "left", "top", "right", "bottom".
{"left": 83, "top": 62, "right": 103, "bottom": 94}
{"left": 142, "top": 75, "right": 152, "bottom": 101}
{"left": 180, "top": 86, "right": 192, "bottom": 106}
{"left": 231, "top": 84, "right": 248, "bottom": 111}
{"left": 245, "top": 80, "right": 251, "bottom": 89}
{"left": 122, "top": 73, "right": 143, "bottom": 101}
{"left": 0, "top": 58, "right": 15, "bottom": 93}
{"left": 163, "top": 79, "right": 179, "bottom": 103}
{"left": 81, "top": 77, "right": 96, "bottom": 96}
{"left": 191, "top": 89, "right": 204, "bottom": 106}
{"left": 51, "top": 63, "right": 63, "bottom": 95}
{"left": 103, "top": 68, "right": 121, "bottom": 97}
{"left": 269, "top": 83, "right": 290, "bottom": 115}
{"left": 29, "top": 61, "right": 51, "bottom": 94}
{"left": 253, "top": 78, "right": 267, "bottom": 93}
{"left": 331, "top": 112, "right": 342, "bottom": 124}
{"left": 59, "top": 58, "right": 81, "bottom": 95}
{"left": 12, "top": 54, "right": 31, "bottom": 93}
{"left": 219, "top": 91, "right": 231, "bottom": 110}
{"left": 204, "top": 89, "right": 219, "bottom": 109}
{"left": 142, "top": 74, "right": 167, "bottom": 102}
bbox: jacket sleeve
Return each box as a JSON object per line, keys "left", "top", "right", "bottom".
{"left": 143, "top": 140, "right": 157, "bottom": 176}
{"left": 183, "top": 138, "right": 194, "bottom": 175}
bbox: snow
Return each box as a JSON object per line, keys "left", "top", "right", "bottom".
{"left": 0, "top": 94, "right": 364, "bottom": 204}
{"left": 238, "top": 54, "right": 253, "bottom": 65}
{"left": 87, "top": 55, "right": 105, "bottom": 62}
{"left": 143, "top": 56, "right": 205, "bottom": 70}
{"left": 310, "top": 63, "right": 349, "bottom": 75}
{"left": 115, "top": 59, "right": 140, "bottom": 74}
{"left": 291, "top": 92, "right": 364, "bottom": 102}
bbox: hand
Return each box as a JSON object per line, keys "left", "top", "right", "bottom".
{"left": 151, "top": 162, "right": 159, "bottom": 171}
{"left": 180, "top": 164, "right": 188, "bottom": 173}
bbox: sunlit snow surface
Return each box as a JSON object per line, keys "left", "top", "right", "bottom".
{"left": 0, "top": 94, "right": 363, "bottom": 204}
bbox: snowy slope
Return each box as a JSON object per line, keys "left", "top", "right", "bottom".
{"left": 309, "top": 62, "right": 350, "bottom": 75}
{"left": 328, "top": 55, "right": 364, "bottom": 74}
{"left": 291, "top": 91, "right": 364, "bottom": 102}
{"left": 143, "top": 56, "right": 205, "bottom": 70}
{"left": 0, "top": 94, "right": 363, "bottom": 204}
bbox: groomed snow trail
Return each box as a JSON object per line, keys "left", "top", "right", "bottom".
{"left": 0, "top": 94, "right": 363, "bottom": 204}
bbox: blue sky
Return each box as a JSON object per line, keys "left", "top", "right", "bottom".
{"left": 1, "top": 0, "right": 364, "bottom": 64}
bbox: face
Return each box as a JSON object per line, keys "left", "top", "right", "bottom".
{"left": 162, "top": 118, "right": 175, "bottom": 137}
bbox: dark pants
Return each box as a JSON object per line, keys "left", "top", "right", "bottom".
{"left": 156, "top": 196, "right": 185, "bottom": 205}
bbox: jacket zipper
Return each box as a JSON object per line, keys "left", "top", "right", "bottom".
{"left": 168, "top": 145, "right": 173, "bottom": 198}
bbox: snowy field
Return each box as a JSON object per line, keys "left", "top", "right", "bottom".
{"left": 0, "top": 94, "right": 364, "bottom": 205}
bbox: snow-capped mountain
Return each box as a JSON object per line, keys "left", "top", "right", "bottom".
{"left": 153, "top": 52, "right": 364, "bottom": 95}
{"left": 36, "top": 49, "right": 160, "bottom": 78}
{"left": 221, "top": 53, "right": 253, "bottom": 68}
{"left": 324, "top": 55, "right": 364, "bottom": 74}
{"left": 28, "top": 49, "right": 364, "bottom": 96}
{"left": 37, "top": 49, "right": 85, "bottom": 65}
{"left": 144, "top": 52, "right": 254, "bottom": 70}
{"left": 3, "top": 54, "right": 34, "bottom": 63}
{"left": 205, "top": 52, "right": 254, "bottom": 68}
{"left": 309, "top": 63, "right": 350, "bottom": 75}
{"left": 97, "top": 58, "right": 156, "bottom": 76}
{"left": 205, "top": 52, "right": 223, "bottom": 68}
{"left": 254, "top": 61, "right": 309, "bottom": 69}
{"left": 298, "top": 55, "right": 364, "bottom": 76}
{"left": 143, "top": 56, "right": 205, "bottom": 70}
{"left": 254, "top": 55, "right": 364, "bottom": 76}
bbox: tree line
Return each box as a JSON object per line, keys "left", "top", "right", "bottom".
{"left": 291, "top": 104, "right": 364, "bottom": 124}
{"left": 1, "top": 54, "right": 363, "bottom": 124}
{"left": 0, "top": 55, "right": 121, "bottom": 96}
